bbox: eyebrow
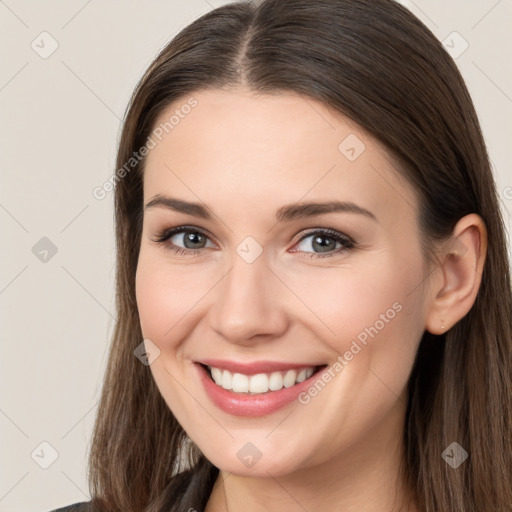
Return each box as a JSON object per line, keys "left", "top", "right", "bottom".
{"left": 144, "top": 195, "right": 377, "bottom": 223}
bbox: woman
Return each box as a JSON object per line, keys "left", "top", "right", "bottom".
{"left": 51, "top": 0, "right": 512, "bottom": 510}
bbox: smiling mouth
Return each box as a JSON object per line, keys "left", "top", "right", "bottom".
{"left": 200, "top": 363, "right": 327, "bottom": 395}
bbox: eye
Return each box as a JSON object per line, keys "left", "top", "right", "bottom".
{"left": 152, "top": 226, "right": 215, "bottom": 256}
{"left": 291, "top": 228, "right": 355, "bottom": 258}
{"left": 152, "top": 226, "right": 355, "bottom": 259}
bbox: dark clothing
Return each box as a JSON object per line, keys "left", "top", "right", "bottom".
{"left": 46, "top": 461, "right": 218, "bottom": 512}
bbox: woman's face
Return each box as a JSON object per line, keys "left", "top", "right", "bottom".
{"left": 136, "top": 87, "right": 430, "bottom": 477}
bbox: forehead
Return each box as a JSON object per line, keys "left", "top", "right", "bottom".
{"left": 142, "top": 88, "right": 417, "bottom": 223}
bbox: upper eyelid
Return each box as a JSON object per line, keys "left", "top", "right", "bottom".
{"left": 155, "top": 225, "right": 216, "bottom": 243}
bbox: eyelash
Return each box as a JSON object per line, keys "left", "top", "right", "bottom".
{"left": 152, "top": 225, "right": 356, "bottom": 259}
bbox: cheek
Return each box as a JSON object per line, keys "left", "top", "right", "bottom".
{"left": 287, "top": 259, "right": 424, "bottom": 455}
{"left": 135, "top": 252, "right": 200, "bottom": 342}
{"left": 288, "top": 256, "right": 421, "bottom": 348}
{"left": 289, "top": 251, "right": 425, "bottom": 407}
{"left": 135, "top": 251, "right": 222, "bottom": 370}
{"left": 134, "top": 255, "right": 201, "bottom": 413}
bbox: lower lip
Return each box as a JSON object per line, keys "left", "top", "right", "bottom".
{"left": 195, "top": 363, "right": 326, "bottom": 417}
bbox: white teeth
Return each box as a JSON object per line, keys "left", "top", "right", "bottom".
{"left": 232, "top": 372, "right": 249, "bottom": 392}
{"left": 296, "top": 369, "right": 307, "bottom": 383}
{"left": 221, "top": 369, "right": 232, "bottom": 390}
{"left": 206, "top": 365, "right": 318, "bottom": 394}
{"left": 268, "top": 371, "right": 283, "bottom": 391}
{"left": 249, "top": 373, "right": 268, "bottom": 393}
{"left": 283, "top": 370, "right": 297, "bottom": 388}
{"left": 210, "top": 366, "right": 223, "bottom": 385}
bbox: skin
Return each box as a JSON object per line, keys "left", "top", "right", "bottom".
{"left": 135, "top": 87, "right": 487, "bottom": 512}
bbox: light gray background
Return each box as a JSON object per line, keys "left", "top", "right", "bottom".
{"left": 1, "top": 1, "right": 511, "bottom": 511}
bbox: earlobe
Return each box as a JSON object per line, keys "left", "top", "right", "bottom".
{"left": 425, "top": 214, "right": 487, "bottom": 335}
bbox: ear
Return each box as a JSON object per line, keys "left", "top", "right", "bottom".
{"left": 425, "top": 214, "right": 487, "bottom": 335}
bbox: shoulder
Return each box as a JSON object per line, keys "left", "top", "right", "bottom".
{"left": 48, "top": 501, "right": 94, "bottom": 512}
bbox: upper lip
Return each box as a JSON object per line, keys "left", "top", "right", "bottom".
{"left": 197, "top": 359, "right": 326, "bottom": 375}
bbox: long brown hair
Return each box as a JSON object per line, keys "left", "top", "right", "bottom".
{"left": 87, "top": 1, "right": 512, "bottom": 510}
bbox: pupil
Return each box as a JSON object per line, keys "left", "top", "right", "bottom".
{"left": 313, "top": 235, "right": 334, "bottom": 253}
{"left": 184, "top": 232, "right": 205, "bottom": 249}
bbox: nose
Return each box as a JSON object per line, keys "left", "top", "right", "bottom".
{"left": 208, "top": 249, "right": 289, "bottom": 346}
